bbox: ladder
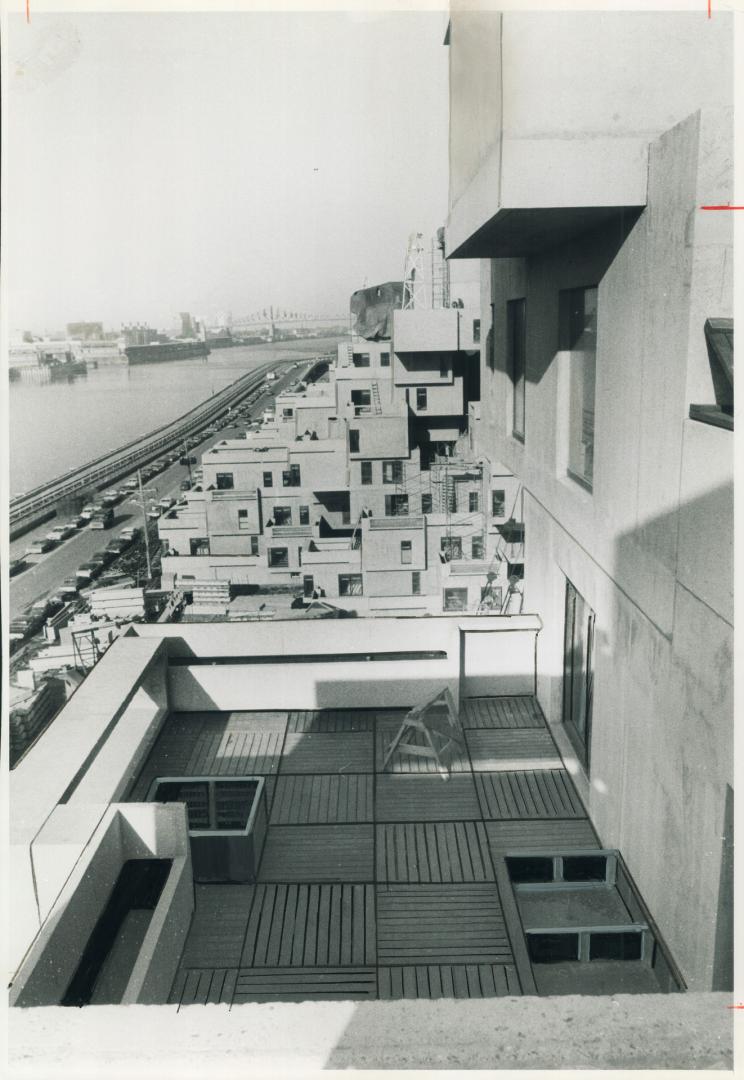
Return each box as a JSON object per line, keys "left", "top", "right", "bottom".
{"left": 371, "top": 381, "right": 382, "bottom": 414}
{"left": 381, "top": 687, "right": 465, "bottom": 779}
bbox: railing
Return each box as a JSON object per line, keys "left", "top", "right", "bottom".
{"left": 368, "top": 515, "right": 425, "bottom": 530}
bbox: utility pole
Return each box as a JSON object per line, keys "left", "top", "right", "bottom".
{"left": 137, "top": 468, "right": 153, "bottom": 581}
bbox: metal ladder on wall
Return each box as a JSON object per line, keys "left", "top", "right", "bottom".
{"left": 371, "top": 381, "right": 382, "bottom": 414}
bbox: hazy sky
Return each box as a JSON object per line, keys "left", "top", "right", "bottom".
{"left": 7, "top": 11, "right": 462, "bottom": 335}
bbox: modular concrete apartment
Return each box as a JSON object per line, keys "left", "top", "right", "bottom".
{"left": 7, "top": 7, "right": 734, "bottom": 1073}
{"left": 158, "top": 287, "right": 525, "bottom": 616}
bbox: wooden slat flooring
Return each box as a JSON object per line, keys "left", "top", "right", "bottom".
{"left": 258, "top": 824, "right": 374, "bottom": 882}
{"left": 270, "top": 774, "right": 374, "bottom": 824}
{"left": 376, "top": 720, "right": 471, "bottom": 774}
{"left": 180, "top": 885, "right": 254, "bottom": 968}
{"left": 287, "top": 710, "right": 375, "bottom": 733}
{"left": 376, "top": 884, "right": 513, "bottom": 965}
{"left": 378, "top": 963, "right": 520, "bottom": 999}
{"left": 376, "top": 822, "right": 495, "bottom": 883}
{"left": 475, "top": 769, "right": 587, "bottom": 819}
{"left": 240, "top": 883, "right": 376, "bottom": 967}
{"left": 461, "top": 697, "right": 545, "bottom": 730}
{"left": 128, "top": 715, "right": 208, "bottom": 800}
{"left": 466, "top": 729, "right": 564, "bottom": 772}
{"left": 375, "top": 774, "right": 480, "bottom": 822}
{"left": 281, "top": 732, "right": 374, "bottom": 774}
{"left": 172, "top": 967, "right": 238, "bottom": 1007}
{"left": 185, "top": 727, "right": 285, "bottom": 776}
{"left": 485, "top": 819, "right": 600, "bottom": 856}
{"left": 232, "top": 966, "right": 377, "bottom": 1003}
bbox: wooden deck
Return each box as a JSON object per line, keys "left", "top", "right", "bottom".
{"left": 129, "top": 698, "right": 598, "bottom": 1005}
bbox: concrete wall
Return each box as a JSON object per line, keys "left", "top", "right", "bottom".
{"left": 362, "top": 521, "right": 426, "bottom": 572}
{"left": 393, "top": 309, "right": 459, "bottom": 352}
{"left": 347, "top": 415, "right": 410, "bottom": 460}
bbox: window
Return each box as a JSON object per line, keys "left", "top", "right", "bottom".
{"left": 401, "top": 540, "right": 412, "bottom": 565}
{"left": 421, "top": 493, "right": 433, "bottom": 514}
{"left": 471, "top": 534, "right": 484, "bottom": 560}
{"left": 351, "top": 389, "right": 371, "bottom": 415}
{"left": 412, "top": 571, "right": 421, "bottom": 595}
{"left": 562, "top": 285, "right": 598, "bottom": 490}
{"left": 352, "top": 352, "right": 370, "bottom": 367}
{"left": 439, "top": 357, "right": 448, "bottom": 379}
{"left": 443, "top": 587, "right": 468, "bottom": 612}
{"left": 238, "top": 508, "right": 251, "bottom": 530}
{"left": 492, "top": 489, "right": 506, "bottom": 517}
{"left": 268, "top": 547, "right": 289, "bottom": 568}
{"left": 416, "top": 387, "right": 428, "bottom": 411}
{"left": 384, "top": 494, "right": 409, "bottom": 517}
{"left": 360, "top": 461, "right": 373, "bottom": 485}
{"left": 380, "top": 351, "right": 390, "bottom": 367}
{"left": 562, "top": 578, "right": 595, "bottom": 770}
{"left": 489, "top": 302, "right": 497, "bottom": 370}
{"left": 272, "top": 506, "right": 292, "bottom": 526}
{"left": 189, "top": 537, "right": 210, "bottom": 556}
{"left": 263, "top": 471, "right": 273, "bottom": 488}
{"left": 382, "top": 460, "right": 403, "bottom": 484}
{"left": 216, "top": 472, "right": 234, "bottom": 490}
{"left": 303, "top": 575, "right": 314, "bottom": 598}
{"left": 473, "top": 319, "right": 481, "bottom": 344}
{"left": 507, "top": 297, "right": 526, "bottom": 440}
{"left": 690, "top": 318, "right": 734, "bottom": 431}
{"left": 299, "top": 505, "right": 310, "bottom": 525}
{"left": 349, "top": 429, "right": 360, "bottom": 453}
{"left": 282, "top": 408, "right": 294, "bottom": 418}
{"left": 469, "top": 491, "right": 480, "bottom": 512}
{"left": 250, "top": 535, "right": 259, "bottom": 556}
{"left": 440, "top": 536, "right": 463, "bottom": 560}
{"left": 282, "top": 463, "right": 301, "bottom": 487}
{"left": 338, "top": 574, "right": 363, "bottom": 596}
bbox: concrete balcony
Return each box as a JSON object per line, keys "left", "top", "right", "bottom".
{"left": 393, "top": 309, "right": 459, "bottom": 353}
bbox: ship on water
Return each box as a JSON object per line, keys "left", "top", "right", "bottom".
{"left": 124, "top": 339, "right": 210, "bottom": 365}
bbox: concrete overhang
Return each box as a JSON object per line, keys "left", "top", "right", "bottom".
{"left": 448, "top": 205, "right": 642, "bottom": 259}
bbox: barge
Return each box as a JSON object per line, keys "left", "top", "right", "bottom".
{"left": 125, "top": 341, "right": 210, "bottom": 365}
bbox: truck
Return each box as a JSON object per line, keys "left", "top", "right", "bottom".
{"left": 90, "top": 507, "right": 114, "bottom": 530}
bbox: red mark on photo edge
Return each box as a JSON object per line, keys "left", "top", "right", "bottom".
{"left": 700, "top": 204, "right": 744, "bottom": 210}
{"left": 26, "top": 0, "right": 30, "bottom": 21}
{"left": 727, "top": 1004, "right": 744, "bottom": 1009}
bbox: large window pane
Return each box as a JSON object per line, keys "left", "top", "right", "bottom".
{"left": 562, "top": 578, "right": 595, "bottom": 769}
{"left": 507, "top": 298, "right": 526, "bottom": 439}
{"left": 564, "top": 286, "right": 598, "bottom": 490}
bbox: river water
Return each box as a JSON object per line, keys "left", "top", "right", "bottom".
{"left": 9, "top": 337, "right": 342, "bottom": 494}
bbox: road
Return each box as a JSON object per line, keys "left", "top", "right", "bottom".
{"left": 9, "top": 363, "right": 302, "bottom": 621}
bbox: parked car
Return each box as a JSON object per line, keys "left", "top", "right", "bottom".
{"left": 75, "top": 565, "right": 95, "bottom": 584}
{"left": 101, "top": 490, "right": 121, "bottom": 506}
{"left": 180, "top": 479, "right": 192, "bottom": 491}
{"left": 105, "top": 538, "right": 128, "bottom": 556}
{"left": 77, "top": 561, "right": 102, "bottom": 581}
{"left": 119, "top": 525, "right": 140, "bottom": 542}
{"left": 146, "top": 505, "right": 161, "bottom": 520}
{"left": 158, "top": 496, "right": 175, "bottom": 510}
{"left": 10, "top": 557, "right": 27, "bottom": 576}
{"left": 79, "top": 504, "right": 98, "bottom": 521}
{"left": 46, "top": 524, "right": 74, "bottom": 542}
{"left": 122, "top": 479, "right": 139, "bottom": 492}
{"left": 9, "top": 617, "right": 36, "bottom": 641}
{"left": 180, "top": 454, "right": 197, "bottom": 466}
{"left": 90, "top": 507, "right": 114, "bottom": 530}
{"left": 58, "top": 579, "right": 80, "bottom": 598}
{"left": 66, "top": 514, "right": 87, "bottom": 529}
{"left": 92, "top": 550, "right": 113, "bottom": 568}
{"left": 25, "top": 538, "right": 55, "bottom": 555}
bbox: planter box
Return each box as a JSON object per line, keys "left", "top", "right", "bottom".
{"left": 148, "top": 776, "right": 267, "bottom": 883}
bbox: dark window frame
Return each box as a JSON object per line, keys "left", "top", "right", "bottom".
{"left": 416, "top": 387, "right": 428, "bottom": 412}
{"left": 268, "top": 546, "right": 289, "bottom": 568}
{"left": 562, "top": 578, "right": 595, "bottom": 771}
{"left": 215, "top": 472, "right": 235, "bottom": 490}
{"left": 360, "top": 460, "right": 373, "bottom": 486}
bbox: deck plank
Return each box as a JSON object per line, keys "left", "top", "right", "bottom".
{"left": 180, "top": 884, "right": 255, "bottom": 969}
{"left": 475, "top": 769, "right": 587, "bottom": 820}
{"left": 232, "top": 966, "right": 377, "bottom": 1003}
{"left": 258, "top": 824, "right": 374, "bottom": 882}
{"left": 461, "top": 697, "right": 545, "bottom": 730}
{"left": 466, "top": 729, "right": 564, "bottom": 772}
{"left": 281, "top": 732, "right": 374, "bottom": 774}
{"left": 484, "top": 818, "right": 601, "bottom": 856}
{"left": 376, "top": 719, "right": 470, "bottom": 774}
{"left": 377, "top": 963, "right": 519, "bottom": 999}
{"left": 270, "top": 774, "right": 374, "bottom": 824}
{"left": 287, "top": 710, "right": 375, "bottom": 733}
{"left": 376, "top": 884, "right": 513, "bottom": 965}
{"left": 375, "top": 774, "right": 479, "bottom": 821}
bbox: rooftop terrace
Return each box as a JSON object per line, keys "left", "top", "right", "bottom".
{"left": 126, "top": 696, "right": 674, "bottom": 1006}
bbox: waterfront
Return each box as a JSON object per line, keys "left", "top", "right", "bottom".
{"left": 8, "top": 336, "right": 343, "bottom": 494}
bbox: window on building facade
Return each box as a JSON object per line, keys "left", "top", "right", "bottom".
{"left": 443, "top": 587, "right": 468, "bottom": 612}
{"left": 361, "top": 461, "right": 373, "bottom": 485}
{"left": 238, "top": 508, "right": 251, "bottom": 530}
{"left": 416, "top": 387, "right": 428, "bottom": 411}
{"left": 440, "top": 357, "right": 448, "bottom": 379}
{"left": 351, "top": 389, "right": 372, "bottom": 416}
{"left": 349, "top": 429, "right": 360, "bottom": 453}
{"left": 273, "top": 506, "right": 292, "bottom": 526}
{"left": 689, "top": 317, "right": 734, "bottom": 431}
{"left": 353, "top": 353, "right": 370, "bottom": 367}
{"left": 338, "top": 574, "right": 363, "bottom": 596}
{"left": 412, "top": 571, "right": 421, "bottom": 595}
{"left": 189, "top": 537, "right": 210, "bottom": 556}
{"left": 299, "top": 505, "right": 310, "bottom": 525}
{"left": 471, "top": 534, "right": 484, "bottom": 560}
{"left": 440, "top": 535, "right": 463, "bottom": 560}
{"left": 263, "top": 471, "right": 273, "bottom": 488}
{"left": 282, "top": 408, "right": 294, "bottom": 418}
{"left": 562, "top": 285, "right": 598, "bottom": 490}
{"left": 382, "top": 460, "right": 403, "bottom": 484}
{"left": 384, "top": 493, "right": 409, "bottom": 517}
{"left": 216, "top": 472, "right": 235, "bottom": 490}
{"left": 562, "top": 578, "right": 595, "bottom": 770}
{"left": 282, "top": 463, "right": 301, "bottom": 487}
{"left": 401, "top": 539, "right": 412, "bottom": 564}
{"left": 473, "top": 319, "right": 481, "bottom": 344}
{"left": 303, "top": 575, "right": 314, "bottom": 598}
{"left": 421, "top": 493, "right": 433, "bottom": 514}
{"left": 489, "top": 302, "right": 497, "bottom": 370}
{"left": 492, "top": 489, "right": 506, "bottom": 517}
{"left": 250, "top": 535, "right": 259, "bottom": 556}
{"left": 380, "top": 351, "right": 390, "bottom": 367}
{"left": 507, "top": 298, "right": 527, "bottom": 440}
{"left": 268, "top": 547, "right": 289, "bottom": 568}
{"left": 469, "top": 491, "right": 480, "bottom": 512}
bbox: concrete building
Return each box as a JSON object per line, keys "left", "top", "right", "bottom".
{"left": 445, "top": 8, "right": 733, "bottom": 992}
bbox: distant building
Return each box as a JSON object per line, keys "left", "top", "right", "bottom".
{"left": 66, "top": 322, "right": 104, "bottom": 341}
